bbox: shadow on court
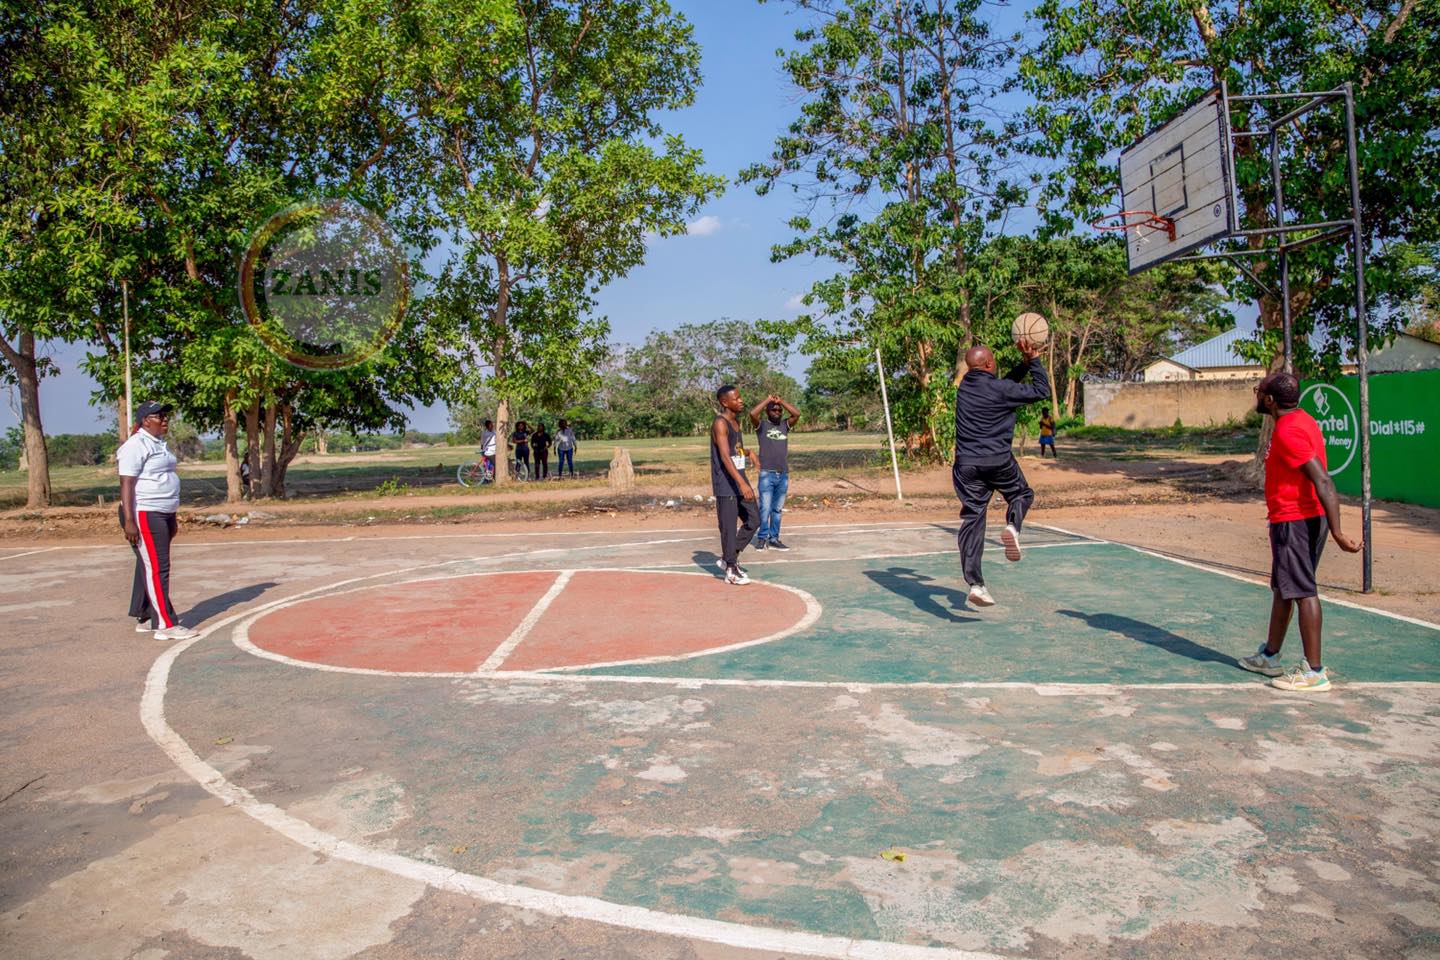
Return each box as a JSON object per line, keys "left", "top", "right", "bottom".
{"left": 864, "top": 566, "right": 979, "bottom": 624}
{"left": 1057, "top": 608, "right": 1237, "bottom": 668}
{"left": 184, "top": 582, "right": 280, "bottom": 625}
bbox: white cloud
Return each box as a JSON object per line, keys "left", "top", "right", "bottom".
{"left": 685, "top": 215, "right": 722, "bottom": 237}
{"left": 784, "top": 293, "right": 807, "bottom": 311}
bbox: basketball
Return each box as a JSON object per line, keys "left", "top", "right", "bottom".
{"left": 1012, "top": 312, "right": 1049, "bottom": 348}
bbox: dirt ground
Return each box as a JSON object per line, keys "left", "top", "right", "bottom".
{"left": 5, "top": 452, "right": 1434, "bottom": 620}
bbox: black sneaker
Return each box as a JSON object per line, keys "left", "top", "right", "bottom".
{"left": 754, "top": 539, "right": 768, "bottom": 551}
{"left": 768, "top": 539, "right": 790, "bottom": 551}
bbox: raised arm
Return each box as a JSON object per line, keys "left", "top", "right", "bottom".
{"left": 748, "top": 395, "right": 773, "bottom": 428}
{"left": 777, "top": 396, "right": 801, "bottom": 428}
{"left": 1300, "top": 459, "right": 1362, "bottom": 553}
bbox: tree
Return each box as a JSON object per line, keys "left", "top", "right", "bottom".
{"left": 1023, "top": 0, "right": 1439, "bottom": 460}
{"left": 745, "top": 0, "right": 1027, "bottom": 459}
{"left": 401, "top": 0, "right": 723, "bottom": 482}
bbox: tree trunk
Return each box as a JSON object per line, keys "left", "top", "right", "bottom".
{"left": 1047, "top": 331, "right": 1060, "bottom": 416}
{"left": 117, "top": 395, "right": 130, "bottom": 444}
{"left": 222, "top": 388, "right": 242, "bottom": 503}
{"left": 314, "top": 429, "right": 328, "bottom": 456}
{"left": 0, "top": 330, "right": 52, "bottom": 507}
{"left": 260, "top": 403, "right": 278, "bottom": 497}
{"left": 1064, "top": 377, "right": 1079, "bottom": 419}
{"left": 494, "top": 396, "right": 511, "bottom": 484}
{"left": 244, "top": 399, "right": 261, "bottom": 498}
{"left": 273, "top": 402, "right": 303, "bottom": 498}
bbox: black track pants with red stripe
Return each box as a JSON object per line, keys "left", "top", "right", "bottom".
{"left": 121, "top": 505, "right": 179, "bottom": 629}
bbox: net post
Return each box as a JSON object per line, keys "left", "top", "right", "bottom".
{"left": 1270, "top": 129, "right": 1293, "bottom": 374}
{"left": 1343, "top": 82, "right": 1373, "bottom": 593}
{"left": 875, "top": 346, "right": 903, "bottom": 502}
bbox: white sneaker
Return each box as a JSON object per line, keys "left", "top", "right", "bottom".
{"left": 1238, "top": 646, "right": 1284, "bottom": 677}
{"left": 154, "top": 625, "right": 199, "bottom": 641}
{"left": 717, "top": 558, "right": 747, "bottom": 576}
{"left": 1001, "top": 525, "right": 1022, "bottom": 562}
{"left": 135, "top": 621, "right": 154, "bottom": 633}
{"left": 725, "top": 567, "right": 751, "bottom": 585}
{"left": 967, "top": 584, "right": 996, "bottom": 607}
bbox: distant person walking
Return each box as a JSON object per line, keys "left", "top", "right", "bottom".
{"left": 117, "top": 400, "right": 197, "bottom": 641}
{"left": 532, "top": 423, "right": 552, "bottom": 480}
{"left": 712, "top": 384, "right": 760, "bottom": 585}
{"left": 555, "top": 419, "right": 578, "bottom": 477}
{"left": 748, "top": 394, "right": 800, "bottom": 551}
{"left": 510, "top": 421, "right": 531, "bottom": 477}
{"left": 1238, "top": 373, "right": 1361, "bottom": 692}
{"left": 1038, "top": 409, "right": 1058, "bottom": 458}
{"left": 953, "top": 340, "right": 1049, "bottom": 607}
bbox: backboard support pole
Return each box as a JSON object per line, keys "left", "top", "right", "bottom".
{"left": 1343, "top": 82, "right": 1373, "bottom": 593}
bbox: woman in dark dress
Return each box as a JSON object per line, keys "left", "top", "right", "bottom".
{"left": 531, "top": 423, "right": 552, "bottom": 480}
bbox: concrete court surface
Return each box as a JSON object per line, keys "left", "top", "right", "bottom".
{"left": 1, "top": 520, "right": 1438, "bottom": 960}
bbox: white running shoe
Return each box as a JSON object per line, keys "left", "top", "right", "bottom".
{"left": 1001, "top": 525, "right": 1022, "bottom": 562}
{"left": 967, "top": 584, "right": 996, "bottom": 607}
{"left": 1238, "top": 646, "right": 1284, "bottom": 677}
{"left": 717, "top": 558, "right": 747, "bottom": 576}
{"left": 153, "top": 625, "right": 199, "bottom": 641}
{"left": 135, "top": 621, "right": 154, "bottom": 633}
{"left": 725, "top": 567, "right": 751, "bottom": 585}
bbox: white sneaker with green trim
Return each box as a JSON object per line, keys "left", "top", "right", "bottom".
{"left": 1238, "top": 647, "right": 1284, "bottom": 677}
{"left": 1271, "top": 663, "right": 1331, "bottom": 692}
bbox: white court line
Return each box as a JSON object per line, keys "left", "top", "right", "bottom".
{"left": 0, "top": 547, "right": 57, "bottom": 562}
{"left": 476, "top": 570, "right": 575, "bottom": 672}
{"left": 635, "top": 539, "right": 1103, "bottom": 571}
{"left": 145, "top": 596, "right": 996, "bottom": 960}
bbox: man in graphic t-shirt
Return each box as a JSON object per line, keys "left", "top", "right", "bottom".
{"left": 1238, "top": 372, "right": 1361, "bottom": 693}
{"left": 748, "top": 394, "right": 800, "bottom": 551}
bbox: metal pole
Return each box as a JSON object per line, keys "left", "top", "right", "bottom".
{"left": 1270, "top": 129, "right": 1293, "bottom": 374}
{"left": 1343, "top": 82, "right": 1373, "bottom": 592}
{"left": 122, "top": 279, "right": 133, "bottom": 436}
{"left": 875, "top": 346, "right": 903, "bottom": 501}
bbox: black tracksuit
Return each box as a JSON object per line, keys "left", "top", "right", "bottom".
{"left": 953, "top": 358, "right": 1050, "bottom": 586}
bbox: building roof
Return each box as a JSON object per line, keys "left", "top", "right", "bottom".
{"left": 1165, "top": 327, "right": 1335, "bottom": 371}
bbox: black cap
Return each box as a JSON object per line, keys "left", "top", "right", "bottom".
{"left": 135, "top": 400, "right": 173, "bottom": 421}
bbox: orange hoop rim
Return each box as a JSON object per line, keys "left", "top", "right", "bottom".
{"left": 1090, "top": 210, "right": 1176, "bottom": 242}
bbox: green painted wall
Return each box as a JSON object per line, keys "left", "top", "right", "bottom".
{"left": 1300, "top": 369, "right": 1440, "bottom": 508}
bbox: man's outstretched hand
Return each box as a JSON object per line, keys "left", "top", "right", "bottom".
{"left": 1017, "top": 339, "right": 1044, "bottom": 361}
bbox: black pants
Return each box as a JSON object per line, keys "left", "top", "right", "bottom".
{"left": 514, "top": 447, "right": 530, "bottom": 475}
{"left": 121, "top": 505, "right": 180, "bottom": 629}
{"left": 534, "top": 450, "right": 549, "bottom": 479}
{"left": 716, "top": 495, "right": 760, "bottom": 566}
{"left": 953, "top": 458, "right": 1034, "bottom": 586}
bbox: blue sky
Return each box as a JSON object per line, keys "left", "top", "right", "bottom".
{"left": 5, "top": 0, "right": 1041, "bottom": 435}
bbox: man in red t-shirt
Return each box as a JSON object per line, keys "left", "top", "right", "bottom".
{"left": 1239, "top": 373, "right": 1362, "bottom": 692}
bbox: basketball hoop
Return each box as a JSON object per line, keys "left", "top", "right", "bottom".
{"left": 1091, "top": 210, "right": 1177, "bottom": 243}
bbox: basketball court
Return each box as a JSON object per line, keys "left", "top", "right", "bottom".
{"left": 4, "top": 520, "right": 1436, "bottom": 958}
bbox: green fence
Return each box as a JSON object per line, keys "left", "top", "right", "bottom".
{"left": 1300, "top": 369, "right": 1440, "bottom": 508}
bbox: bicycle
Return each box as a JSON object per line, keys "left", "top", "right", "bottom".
{"left": 456, "top": 457, "right": 493, "bottom": 487}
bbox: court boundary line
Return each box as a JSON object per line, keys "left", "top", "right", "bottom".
{"left": 142, "top": 632, "right": 1002, "bottom": 960}
{"left": 230, "top": 567, "right": 824, "bottom": 678}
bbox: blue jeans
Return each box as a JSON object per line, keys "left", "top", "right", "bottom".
{"left": 557, "top": 448, "right": 574, "bottom": 475}
{"left": 757, "top": 470, "right": 789, "bottom": 541}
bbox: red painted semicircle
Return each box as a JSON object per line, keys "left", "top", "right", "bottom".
{"left": 245, "top": 570, "right": 811, "bottom": 674}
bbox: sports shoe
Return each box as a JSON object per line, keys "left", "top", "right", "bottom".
{"left": 1271, "top": 664, "right": 1331, "bottom": 693}
{"left": 967, "top": 584, "right": 996, "bottom": 607}
{"left": 754, "top": 538, "right": 768, "bottom": 551}
{"left": 1001, "top": 525, "right": 1022, "bottom": 562}
{"left": 716, "top": 558, "right": 747, "bottom": 576}
{"left": 153, "top": 625, "right": 200, "bottom": 641}
{"left": 135, "top": 620, "right": 155, "bottom": 633}
{"left": 768, "top": 539, "right": 791, "bottom": 551}
{"left": 1238, "top": 646, "right": 1284, "bottom": 677}
{"left": 725, "top": 567, "right": 751, "bottom": 586}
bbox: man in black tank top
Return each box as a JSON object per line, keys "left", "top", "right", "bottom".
{"left": 712, "top": 384, "right": 760, "bottom": 584}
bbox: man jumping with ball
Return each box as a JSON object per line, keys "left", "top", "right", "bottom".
{"left": 953, "top": 331, "right": 1049, "bottom": 607}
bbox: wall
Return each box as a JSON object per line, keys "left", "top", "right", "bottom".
{"left": 1084, "top": 379, "right": 1260, "bottom": 429}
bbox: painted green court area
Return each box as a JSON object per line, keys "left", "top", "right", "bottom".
{"left": 156, "top": 523, "right": 1440, "bottom": 958}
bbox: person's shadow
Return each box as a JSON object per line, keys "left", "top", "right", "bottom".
{"left": 864, "top": 567, "right": 979, "bottom": 624}
{"left": 1057, "top": 609, "right": 1237, "bottom": 667}
{"left": 692, "top": 550, "right": 723, "bottom": 576}
{"left": 183, "top": 582, "right": 280, "bottom": 625}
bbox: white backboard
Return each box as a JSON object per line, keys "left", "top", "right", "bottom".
{"left": 1117, "top": 89, "right": 1238, "bottom": 273}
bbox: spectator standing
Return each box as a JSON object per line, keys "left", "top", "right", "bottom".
{"left": 748, "top": 394, "right": 800, "bottom": 551}
{"left": 510, "top": 421, "right": 531, "bottom": 478}
{"left": 116, "top": 401, "right": 198, "bottom": 641}
{"left": 532, "top": 423, "right": 552, "bottom": 480}
{"left": 555, "top": 419, "right": 578, "bottom": 478}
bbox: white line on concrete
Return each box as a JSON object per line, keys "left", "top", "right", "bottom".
{"left": 631, "top": 539, "right": 1102, "bottom": 571}
{"left": 476, "top": 570, "right": 575, "bottom": 672}
{"left": 141, "top": 634, "right": 1005, "bottom": 960}
{"left": 0, "top": 547, "right": 58, "bottom": 562}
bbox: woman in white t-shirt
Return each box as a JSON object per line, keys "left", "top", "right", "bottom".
{"left": 555, "top": 419, "right": 578, "bottom": 478}
{"left": 116, "top": 401, "right": 196, "bottom": 640}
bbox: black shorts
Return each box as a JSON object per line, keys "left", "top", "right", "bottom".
{"left": 1269, "top": 516, "right": 1327, "bottom": 600}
